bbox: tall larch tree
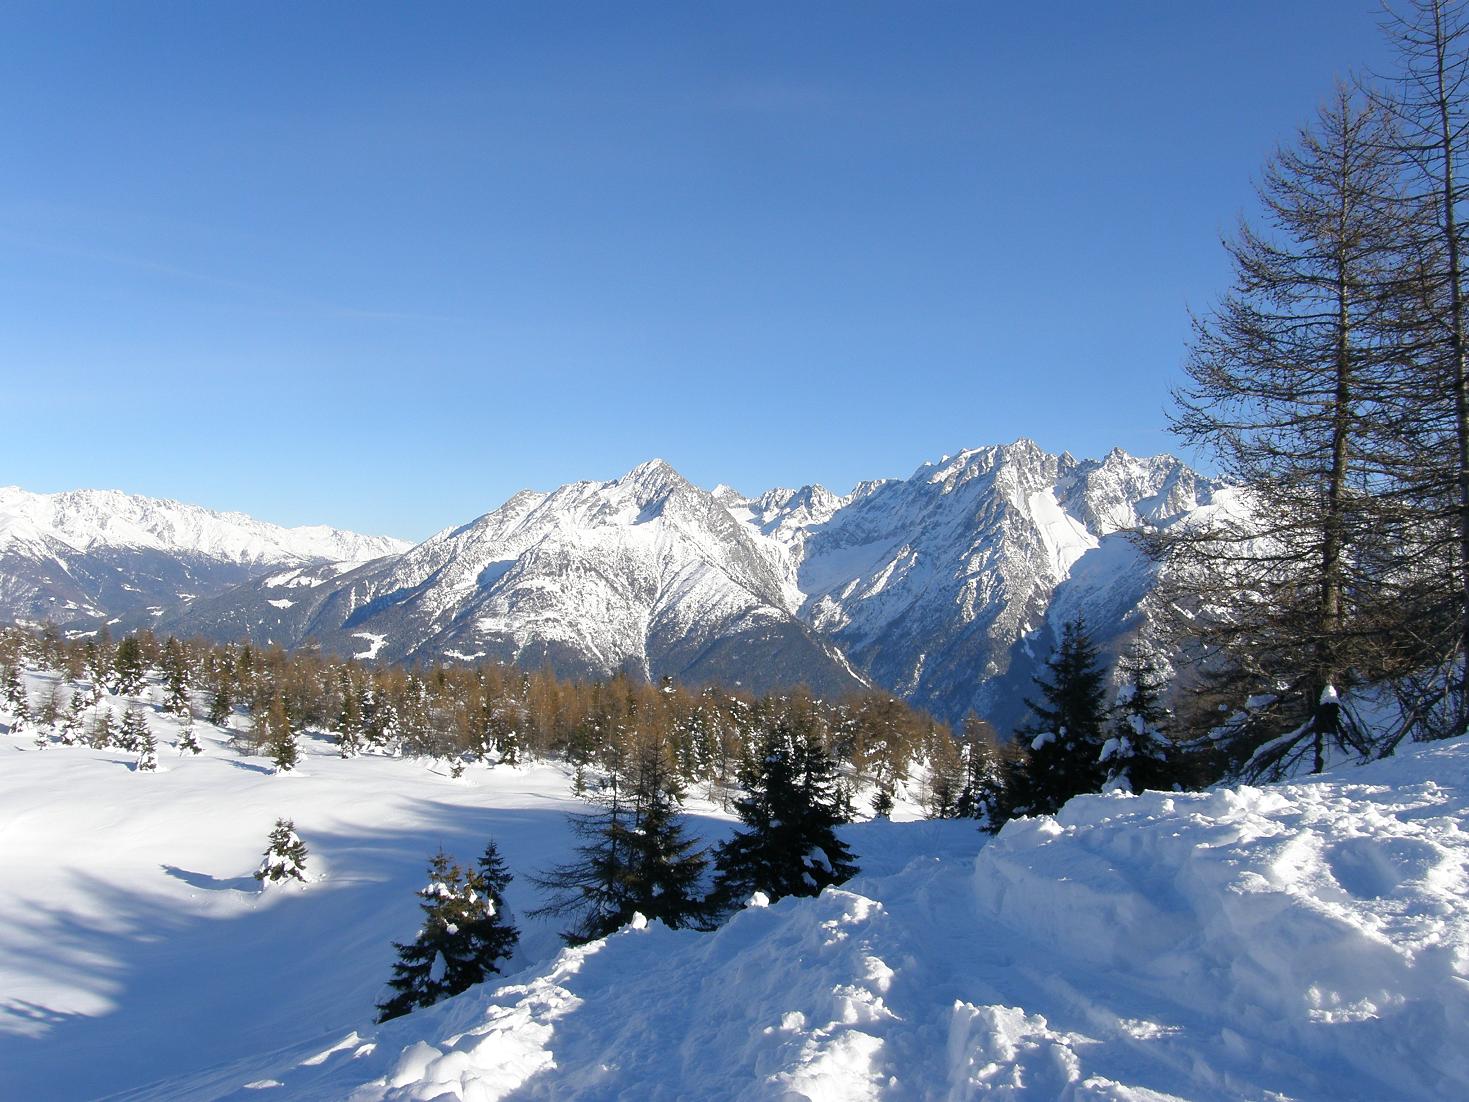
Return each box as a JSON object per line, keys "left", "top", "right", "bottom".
{"left": 1158, "top": 86, "right": 1409, "bottom": 775}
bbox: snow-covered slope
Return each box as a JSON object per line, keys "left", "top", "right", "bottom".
{"left": 29, "top": 716, "right": 1457, "bottom": 1102}
{"left": 0, "top": 487, "right": 409, "bottom": 627}
{"left": 727, "top": 441, "right": 1213, "bottom": 727}
{"left": 158, "top": 461, "right": 865, "bottom": 696}
{"left": 0, "top": 671, "right": 610, "bottom": 1101}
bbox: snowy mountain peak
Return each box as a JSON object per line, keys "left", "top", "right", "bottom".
{"left": 615, "top": 457, "right": 690, "bottom": 500}
{"left": 0, "top": 485, "right": 408, "bottom": 565}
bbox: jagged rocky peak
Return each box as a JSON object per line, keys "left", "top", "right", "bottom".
{"left": 619, "top": 456, "right": 685, "bottom": 492}
{"left": 710, "top": 483, "right": 745, "bottom": 506}
{"left": 917, "top": 438, "right": 1060, "bottom": 499}
{"left": 1057, "top": 447, "right": 1209, "bottom": 536}
{"left": 750, "top": 484, "right": 843, "bottom": 527}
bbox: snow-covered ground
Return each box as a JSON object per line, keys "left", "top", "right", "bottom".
{"left": 0, "top": 674, "right": 657, "bottom": 1099}
{"left": 3, "top": 676, "right": 1467, "bottom": 1100}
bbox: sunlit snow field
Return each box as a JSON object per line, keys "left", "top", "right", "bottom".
{"left": 3, "top": 669, "right": 1468, "bottom": 1100}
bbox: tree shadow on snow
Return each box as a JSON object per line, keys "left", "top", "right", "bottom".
{"left": 0, "top": 795, "right": 736, "bottom": 1102}
{"left": 160, "top": 865, "right": 258, "bottom": 893}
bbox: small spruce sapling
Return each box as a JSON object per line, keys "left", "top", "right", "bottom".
{"left": 112, "top": 637, "right": 146, "bottom": 697}
{"left": 265, "top": 693, "right": 300, "bottom": 773}
{"left": 2, "top": 662, "right": 30, "bottom": 735}
{"left": 136, "top": 723, "right": 159, "bottom": 772}
{"left": 255, "top": 818, "right": 309, "bottom": 887}
{"left": 177, "top": 718, "right": 203, "bottom": 756}
{"left": 871, "top": 786, "right": 895, "bottom": 819}
{"left": 59, "top": 691, "right": 86, "bottom": 746}
{"left": 117, "top": 706, "right": 149, "bottom": 753}
{"left": 89, "top": 708, "right": 115, "bottom": 749}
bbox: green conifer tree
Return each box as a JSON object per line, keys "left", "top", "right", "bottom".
{"left": 177, "top": 717, "right": 203, "bottom": 756}
{"left": 254, "top": 817, "right": 309, "bottom": 886}
{"left": 136, "top": 723, "right": 159, "bottom": 772}
{"left": 89, "top": 708, "right": 115, "bottom": 749}
{"left": 112, "top": 636, "right": 146, "bottom": 697}
{"left": 207, "top": 654, "right": 235, "bottom": 727}
{"left": 1101, "top": 642, "right": 1175, "bottom": 794}
{"left": 1009, "top": 617, "right": 1110, "bottom": 817}
{"left": 265, "top": 692, "right": 300, "bottom": 773}
{"left": 709, "top": 716, "right": 858, "bottom": 914}
{"left": 59, "top": 690, "right": 86, "bottom": 746}
{"left": 334, "top": 671, "right": 362, "bottom": 758}
{"left": 466, "top": 839, "right": 521, "bottom": 978}
{"left": 117, "top": 705, "right": 149, "bottom": 753}
{"left": 377, "top": 851, "right": 515, "bottom": 1022}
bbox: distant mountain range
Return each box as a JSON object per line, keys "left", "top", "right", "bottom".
{"left": 0, "top": 441, "right": 1218, "bottom": 728}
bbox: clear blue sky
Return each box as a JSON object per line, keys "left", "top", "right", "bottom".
{"left": 1, "top": 2, "right": 1393, "bottom": 540}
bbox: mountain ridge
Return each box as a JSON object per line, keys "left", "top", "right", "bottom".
{"left": 1, "top": 442, "right": 1218, "bottom": 725}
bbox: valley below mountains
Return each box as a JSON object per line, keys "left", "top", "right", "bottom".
{"left": 0, "top": 440, "right": 1216, "bottom": 728}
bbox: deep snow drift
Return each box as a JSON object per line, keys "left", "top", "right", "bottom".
{"left": 3, "top": 682, "right": 1467, "bottom": 1100}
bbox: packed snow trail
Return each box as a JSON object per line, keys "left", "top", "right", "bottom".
{"left": 120, "top": 738, "right": 1469, "bottom": 1101}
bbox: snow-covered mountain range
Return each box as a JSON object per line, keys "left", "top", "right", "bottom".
{"left": 725, "top": 440, "right": 1210, "bottom": 725}
{"left": 2, "top": 441, "right": 1218, "bottom": 726}
{"left": 0, "top": 486, "right": 410, "bottom": 629}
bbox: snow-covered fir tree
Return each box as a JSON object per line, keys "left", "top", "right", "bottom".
{"left": 38, "top": 682, "right": 63, "bottom": 738}
{"left": 620, "top": 737, "right": 713, "bottom": 932}
{"left": 162, "top": 638, "right": 191, "bottom": 720}
{"left": 117, "top": 706, "right": 149, "bottom": 753}
{"left": 2, "top": 660, "right": 29, "bottom": 730}
{"left": 88, "top": 708, "right": 114, "bottom": 749}
{"left": 955, "top": 716, "right": 1009, "bottom": 829}
{"left": 1009, "top": 617, "right": 1110, "bottom": 817}
{"left": 177, "top": 717, "right": 203, "bottom": 756}
{"left": 1100, "top": 642, "right": 1175, "bottom": 794}
{"left": 469, "top": 840, "right": 520, "bottom": 976}
{"left": 254, "top": 818, "right": 309, "bottom": 887}
{"left": 362, "top": 687, "right": 398, "bottom": 752}
{"left": 59, "top": 690, "right": 86, "bottom": 746}
{"left": 84, "top": 637, "right": 111, "bottom": 695}
{"left": 710, "top": 714, "right": 858, "bottom": 914}
{"left": 496, "top": 721, "right": 520, "bottom": 767}
{"left": 333, "top": 672, "right": 362, "bottom": 758}
{"left": 206, "top": 666, "right": 233, "bottom": 727}
{"left": 136, "top": 722, "right": 159, "bottom": 772}
{"left": 377, "top": 849, "right": 518, "bottom": 1022}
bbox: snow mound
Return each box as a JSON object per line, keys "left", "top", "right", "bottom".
{"left": 212, "top": 740, "right": 1469, "bottom": 1101}
{"left": 975, "top": 740, "right": 1469, "bottom": 1099}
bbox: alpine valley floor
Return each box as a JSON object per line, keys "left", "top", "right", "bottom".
{"left": 2, "top": 676, "right": 1466, "bottom": 1100}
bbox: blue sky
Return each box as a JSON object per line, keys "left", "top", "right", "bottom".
{"left": 1, "top": 2, "right": 1392, "bottom": 540}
